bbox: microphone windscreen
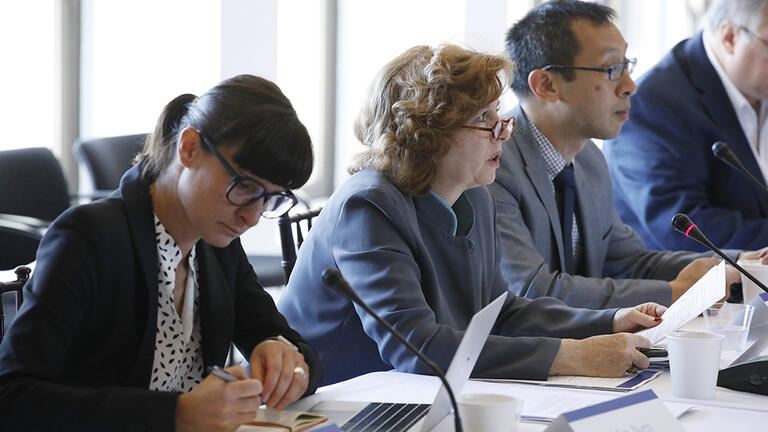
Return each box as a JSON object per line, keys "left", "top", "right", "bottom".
{"left": 322, "top": 267, "right": 355, "bottom": 302}
{"left": 672, "top": 213, "right": 694, "bottom": 235}
{"left": 712, "top": 141, "right": 746, "bottom": 170}
{"left": 321, "top": 267, "right": 342, "bottom": 286}
{"left": 712, "top": 141, "right": 729, "bottom": 158}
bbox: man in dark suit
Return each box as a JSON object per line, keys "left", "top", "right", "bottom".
{"left": 489, "top": 0, "right": 745, "bottom": 310}
{"left": 604, "top": 0, "right": 768, "bottom": 252}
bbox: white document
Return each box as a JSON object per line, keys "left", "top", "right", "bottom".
{"left": 637, "top": 262, "right": 725, "bottom": 344}
{"left": 479, "top": 369, "right": 660, "bottom": 392}
{"left": 523, "top": 395, "right": 604, "bottom": 422}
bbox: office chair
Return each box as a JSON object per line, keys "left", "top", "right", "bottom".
{"left": 278, "top": 208, "right": 322, "bottom": 283}
{"left": 0, "top": 147, "right": 70, "bottom": 269}
{"left": 0, "top": 265, "right": 31, "bottom": 341}
{"left": 74, "top": 134, "right": 147, "bottom": 195}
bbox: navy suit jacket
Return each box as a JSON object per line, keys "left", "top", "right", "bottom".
{"left": 604, "top": 32, "right": 768, "bottom": 252}
{"left": 0, "top": 165, "right": 320, "bottom": 431}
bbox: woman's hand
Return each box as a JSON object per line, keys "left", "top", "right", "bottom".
{"left": 249, "top": 339, "right": 309, "bottom": 411}
{"left": 175, "top": 365, "right": 263, "bottom": 432}
{"left": 550, "top": 333, "right": 652, "bottom": 377}
{"left": 612, "top": 302, "right": 666, "bottom": 333}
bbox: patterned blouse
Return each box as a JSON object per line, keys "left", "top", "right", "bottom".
{"left": 148, "top": 215, "right": 204, "bottom": 392}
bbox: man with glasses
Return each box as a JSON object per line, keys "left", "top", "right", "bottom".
{"left": 488, "top": 0, "right": 736, "bottom": 309}
{"left": 605, "top": 0, "right": 768, "bottom": 253}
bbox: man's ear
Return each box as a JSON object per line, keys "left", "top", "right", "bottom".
{"left": 719, "top": 21, "right": 738, "bottom": 55}
{"left": 177, "top": 126, "right": 201, "bottom": 168}
{"left": 528, "top": 69, "right": 560, "bottom": 103}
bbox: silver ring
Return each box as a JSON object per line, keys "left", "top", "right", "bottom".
{"left": 293, "top": 366, "right": 306, "bottom": 379}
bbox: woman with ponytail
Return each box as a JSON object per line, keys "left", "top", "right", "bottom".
{"left": 0, "top": 75, "right": 319, "bottom": 431}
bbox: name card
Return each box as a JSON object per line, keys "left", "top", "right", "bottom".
{"left": 544, "top": 390, "right": 684, "bottom": 432}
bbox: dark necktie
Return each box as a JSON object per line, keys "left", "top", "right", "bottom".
{"left": 554, "top": 164, "right": 576, "bottom": 274}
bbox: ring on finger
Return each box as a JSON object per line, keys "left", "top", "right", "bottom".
{"left": 626, "top": 366, "right": 639, "bottom": 374}
{"left": 293, "top": 366, "right": 306, "bottom": 379}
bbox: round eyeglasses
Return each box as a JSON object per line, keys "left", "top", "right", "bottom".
{"left": 541, "top": 58, "right": 637, "bottom": 81}
{"left": 461, "top": 117, "right": 515, "bottom": 139}
{"left": 198, "top": 131, "right": 298, "bottom": 218}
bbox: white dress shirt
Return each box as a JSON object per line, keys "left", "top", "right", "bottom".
{"left": 704, "top": 33, "right": 768, "bottom": 182}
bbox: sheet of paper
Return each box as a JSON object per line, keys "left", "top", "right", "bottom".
{"left": 522, "top": 394, "right": 604, "bottom": 422}
{"left": 637, "top": 261, "right": 725, "bottom": 344}
{"left": 479, "top": 369, "right": 660, "bottom": 392}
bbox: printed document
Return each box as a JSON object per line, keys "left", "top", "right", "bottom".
{"left": 638, "top": 261, "right": 725, "bottom": 344}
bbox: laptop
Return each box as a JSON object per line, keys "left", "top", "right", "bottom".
{"left": 309, "top": 291, "right": 508, "bottom": 432}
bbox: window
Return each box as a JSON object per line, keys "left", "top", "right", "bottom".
{"left": 0, "top": 2, "right": 56, "bottom": 152}
{"left": 80, "top": 0, "right": 220, "bottom": 139}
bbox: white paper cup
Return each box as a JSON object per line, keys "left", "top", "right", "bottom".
{"left": 738, "top": 259, "right": 768, "bottom": 303}
{"left": 666, "top": 331, "right": 724, "bottom": 399}
{"left": 457, "top": 393, "right": 522, "bottom": 432}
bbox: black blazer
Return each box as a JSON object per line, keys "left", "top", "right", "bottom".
{"left": 0, "top": 165, "right": 320, "bottom": 431}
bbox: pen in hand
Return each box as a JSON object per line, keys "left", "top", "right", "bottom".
{"left": 208, "top": 365, "right": 265, "bottom": 405}
{"left": 207, "top": 365, "right": 239, "bottom": 383}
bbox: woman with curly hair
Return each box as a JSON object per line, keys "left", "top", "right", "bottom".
{"left": 279, "top": 45, "right": 666, "bottom": 386}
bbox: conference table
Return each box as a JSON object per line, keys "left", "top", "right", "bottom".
{"left": 291, "top": 318, "right": 768, "bottom": 431}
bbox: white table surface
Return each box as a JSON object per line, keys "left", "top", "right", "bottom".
{"left": 292, "top": 318, "right": 768, "bottom": 431}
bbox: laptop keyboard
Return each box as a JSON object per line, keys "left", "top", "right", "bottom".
{"left": 341, "top": 402, "right": 431, "bottom": 432}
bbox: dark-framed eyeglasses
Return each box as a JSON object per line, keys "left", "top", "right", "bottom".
{"left": 541, "top": 58, "right": 637, "bottom": 81}
{"left": 461, "top": 117, "right": 515, "bottom": 139}
{"left": 738, "top": 25, "right": 768, "bottom": 50}
{"left": 197, "top": 130, "right": 298, "bottom": 218}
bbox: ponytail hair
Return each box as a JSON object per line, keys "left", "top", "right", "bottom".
{"left": 136, "top": 93, "right": 196, "bottom": 183}
{"left": 135, "top": 75, "right": 313, "bottom": 189}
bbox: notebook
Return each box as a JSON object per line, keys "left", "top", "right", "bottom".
{"left": 239, "top": 408, "right": 328, "bottom": 432}
{"left": 309, "top": 291, "right": 508, "bottom": 432}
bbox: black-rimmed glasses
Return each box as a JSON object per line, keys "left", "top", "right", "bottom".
{"left": 738, "top": 26, "right": 768, "bottom": 50}
{"left": 198, "top": 131, "right": 298, "bottom": 218}
{"left": 541, "top": 58, "right": 637, "bottom": 81}
{"left": 461, "top": 117, "right": 515, "bottom": 139}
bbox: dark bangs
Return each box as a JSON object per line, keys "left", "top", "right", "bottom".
{"left": 229, "top": 110, "right": 314, "bottom": 190}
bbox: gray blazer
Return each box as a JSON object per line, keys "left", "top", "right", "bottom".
{"left": 279, "top": 168, "right": 615, "bottom": 386}
{"left": 488, "top": 105, "right": 707, "bottom": 309}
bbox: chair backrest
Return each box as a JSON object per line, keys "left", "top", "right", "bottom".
{"left": 0, "top": 148, "right": 70, "bottom": 269}
{"left": 0, "top": 266, "right": 31, "bottom": 341}
{"left": 74, "top": 134, "right": 147, "bottom": 191}
{"left": 278, "top": 208, "right": 322, "bottom": 284}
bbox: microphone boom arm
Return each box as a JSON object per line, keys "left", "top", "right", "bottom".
{"left": 673, "top": 213, "right": 768, "bottom": 294}
{"left": 322, "top": 268, "right": 463, "bottom": 432}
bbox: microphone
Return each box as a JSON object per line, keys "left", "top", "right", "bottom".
{"left": 321, "top": 268, "right": 463, "bottom": 432}
{"left": 712, "top": 141, "right": 768, "bottom": 195}
{"left": 672, "top": 214, "right": 768, "bottom": 397}
{"left": 672, "top": 213, "right": 768, "bottom": 294}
